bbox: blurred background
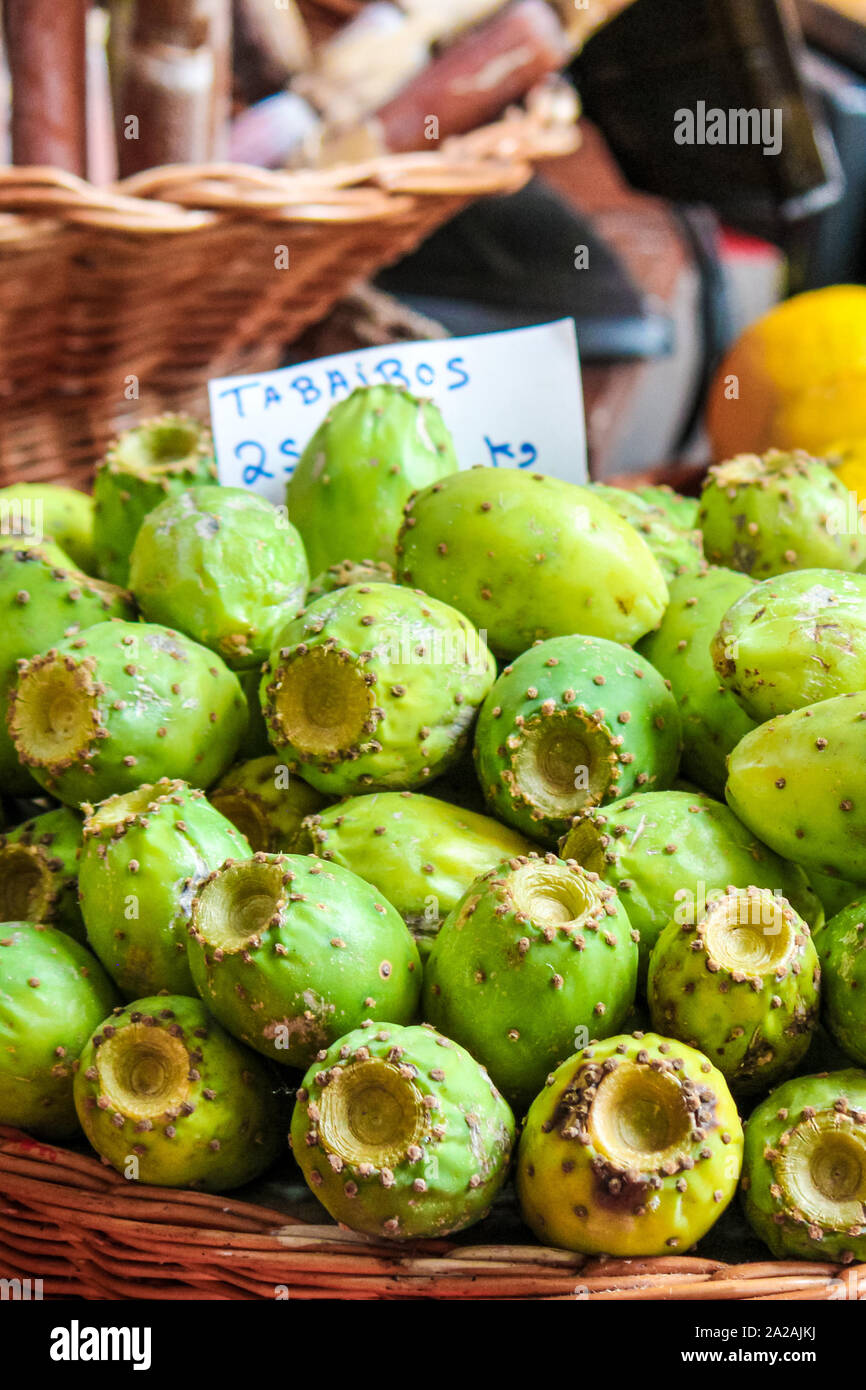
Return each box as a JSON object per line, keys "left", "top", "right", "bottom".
{"left": 1, "top": 0, "right": 866, "bottom": 481}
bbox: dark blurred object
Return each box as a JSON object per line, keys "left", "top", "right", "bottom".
{"left": 4, "top": 0, "right": 88, "bottom": 174}
{"left": 232, "top": 0, "right": 311, "bottom": 103}
{"left": 799, "top": 47, "right": 866, "bottom": 285}
{"left": 571, "top": 0, "right": 844, "bottom": 237}
{"left": 797, "top": 0, "right": 866, "bottom": 73}
{"left": 376, "top": 177, "right": 674, "bottom": 360}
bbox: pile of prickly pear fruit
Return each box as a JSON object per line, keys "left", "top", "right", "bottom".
{"left": 3, "top": 398, "right": 866, "bottom": 1268}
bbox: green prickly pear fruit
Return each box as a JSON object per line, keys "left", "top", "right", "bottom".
{"left": 300, "top": 790, "right": 533, "bottom": 957}
{"left": 741, "top": 1070, "right": 866, "bottom": 1262}
{"left": 396, "top": 468, "right": 669, "bottom": 659}
{"left": 712, "top": 569, "right": 866, "bottom": 723}
{"left": 93, "top": 415, "right": 217, "bottom": 585}
{"left": 287, "top": 385, "right": 458, "bottom": 575}
{"left": 516, "top": 1032, "right": 743, "bottom": 1255}
{"left": 0, "top": 544, "right": 134, "bottom": 796}
{"left": 560, "top": 789, "right": 824, "bottom": 982}
{"left": 0, "top": 808, "right": 85, "bottom": 943}
{"left": 814, "top": 899, "right": 866, "bottom": 1066}
{"left": 259, "top": 581, "right": 495, "bottom": 794}
{"left": 698, "top": 449, "right": 865, "bottom": 577}
{"left": 209, "top": 755, "right": 329, "bottom": 853}
{"left": 647, "top": 886, "right": 820, "bottom": 1095}
{"left": 0, "top": 923, "right": 118, "bottom": 1138}
{"left": 187, "top": 852, "right": 421, "bottom": 1068}
{"left": 291, "top": 1020, "right": 514, "bottom": 1239}
{"left": 422, "top": 853, "right": 638, "bottom": 1112}
{"left": 636, "top": 484, "right": 699, "bottom": 531}
{"left": 129, "top": 486, "right": 309, "bottom": 670}
{"left": 808, "top": 868, "right": 861, "bottom": 921}
{"left": 73, "top": 994, "right": 282, "bottom": 1190}
{"left": 473, "top": 635, "right": 681, "bottom": 848}
{"left": 726, "top": 692, "right": 866, "bottom": 881}
{"left": 588, "top": 483, "right": 705, "bottom": 583}
{"left": 236, "top": 667, "right": 272, "bottom": 759}
{"left": 637, "top": 567, "right": 756, "bottom": 799}
{"left": 9, "top": 620, "right": 247, "bottom": 805}
{"left": 79, "top": 780, "right": 251, "bottom": 998}
{"left": 306, "top": 557, "right": 394, "bottom": 600}
{"left": 0, "top": 483, "right": 96, "bottom": 573}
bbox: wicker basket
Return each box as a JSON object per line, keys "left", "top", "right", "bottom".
{"left": 0, "top": 83, "right": 575, "bottom": 490}
{"left": 0, "top": 1128, "right": 861, "bottom": 1300}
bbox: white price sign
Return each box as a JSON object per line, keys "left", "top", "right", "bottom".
{"left": 207, "top": 318, "right": 586, "bottom": 501}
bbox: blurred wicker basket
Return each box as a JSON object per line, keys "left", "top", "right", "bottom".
{"left": 0, "top": 1128, "right": 862, "bottom": 1301}
{"left": 0, "top": 82, "right": 576, "bottom": 490}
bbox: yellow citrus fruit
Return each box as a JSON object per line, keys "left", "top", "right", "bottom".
{"left": 826, "top": 436, "right": 866, "bottom": 497}
{"left": 707, "top": 285, "right": 866, "bottom": 460}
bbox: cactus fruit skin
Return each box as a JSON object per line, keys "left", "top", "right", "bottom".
{"left": 726, "top": 692, "right": 866, "bottom": 881}
{"left": 808, "top": 868, "right": 861, "bottom": 921}
{"left": 290, "top": 1021, "right": 514, "bottom": 1239}
{"left": 287, "top": 385, "right": 458, "bottom": 575}
{"left": 698, "top": 449, "right": 866, "bottom": 577}
{"left": 236, "top": 667, "right": 272, "bottom": 759}
{"left": 79, "top": 780, "right": 251, "bottom": 999}
{"left": 209, "top": 755, "right": 329, "bottom": 853}
{"left": 301, "top": 790, "right": 533, "bottom": 957}
{"left": 396, "top": 468, "right": 669, "bottom": 659}
{"left": 636, "top": 485, "right": 699, "bottom": 531}
{"left": 741, "top": 1070, "right": 866, "bottom": 1262}
{"left": 814, "top": 900, "right": 866, "bottom": 1065}
{"left": 93, "top": 415, "right": 217, "bottom": 585}
{"left": 129, "top": 486, "right": 309, "bottom": 669}
{"left": 0, "top": 923, "right": 118, "bottom": 1138}
{"left": 306, "top": 557, "right": 395, "bottom": 600}
{"left": 73, "top": 994, "right": 282, "bottom": 1191}
{"left": 422, "top": 854, "right": 638, "bottom": 1112}
{"left": 0, "top": 544, "right": 135, "bottom": 796}
{"left": 0, "top": 483, "right": 96, "bottom": 573}
{"left": 588, "top": 483, "right": 705, "bottom": 583}
{"left": 9, "top": 620, "right": 247, "bottom": 805}
{"left": 647, "top": 887, "right": 820, "bottom": 1095}
{"left": 260, "top": 581, "right": 495, "bottom": 794}
{"left": 637, "top": 567, "right": 755, "bottom": 799}
{"left": 0, "top": 808, "right": 85, "bottom": 943}
{"left": 187, "top": 852, "right": 421, "bottom": 1069}
{"left": 516, "top": 1032, "right": 743, "bottom": 1255}
{"left": 561, "top": 790, "right": 824, "bottom": 982}
{"left": 473, "top": 635, "right": 681, "bottom": 847}
{"left": 712, "top": 569, "right": 866, "bottom": 723}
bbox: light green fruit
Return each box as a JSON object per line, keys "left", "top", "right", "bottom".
{"left": 291, "top": 1021, "right": 514, "bottom": 1239}
{"left": 0, "top": 923, "right": 118, "bottom": 1138}
{"left": 815, "top": 899, "right": 866, "bottom": 1066}
{"left": 808, "top": 869, "right": 861, "bottom": 921}
{"left": 236, "top": 667, "right": 272, "bottom": 759}
{"left": 301, "top": 790, "right": 533, "bottom": 956}
{"left": 726, "top": 692, "right": 866, "bottom": 881}
{"left": 287, "top": 385, "right": 458, "bottom": 575}
{"left": 637, "top": 567, "right": 756, "bottom": 799}
{"left": 187, "top": 852, "right": 421, "bottom": 1069}
{"left": 79, "top": 780, "right": 251, "bottom": 998}
{"left": 74, "top": 994, "right": 283, "bottom": 1190}
{"left": 588, "top": 483, "right": 704, "bottom": 583}
{"left": 561, "top": 789, "right": 824, "bottom": 982}
{"left": 209, "top": 755, "right": 329, "bottom": 853}
{"left": 473, "top": 634, "right": 681, "bottom": 848}
{"left": 517, "top": 1032, "right": 743, "bottom": 1255}
{"left": 0, "top": 808, "right": 85, "bottom": 943}
{"left": 742, "top": 1070, "right": 866, "bottom": 1262}
{"left": 648, "top": 886, "right": 820, "bottom": 1095}
{"left": 0, "top": 483, "right": 96, "bottom": 573}
{"left": 636, "top": 485, "right": 699, "bottom": 530}
{"left": 0, "top": 544, "right": 134, "bottom": 796}
{"left": 260, "top": 581, "right": 495, "bottom": 794}
{"left": 9, "top": 620, "right": 247, "bottom": 805}
{"left": 93, "top": 415, "right": 217, "bottom": 585}
{"left": 422, "top": 853, "right": 638, "bottom": 1112}
{"left": 306, "top": 558, "right": 394, "bottom": 600}
{"left": 712, "top": 568, "right": 866, "bottom": 723}
{"left": 698, "top": 449, "right": 866, "bottom": 577}
{"left": 396, "top": 468, "right": 669, "bottom": 658}
{"left": 129, "top": 486, "right": 309, "bottom": 669}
